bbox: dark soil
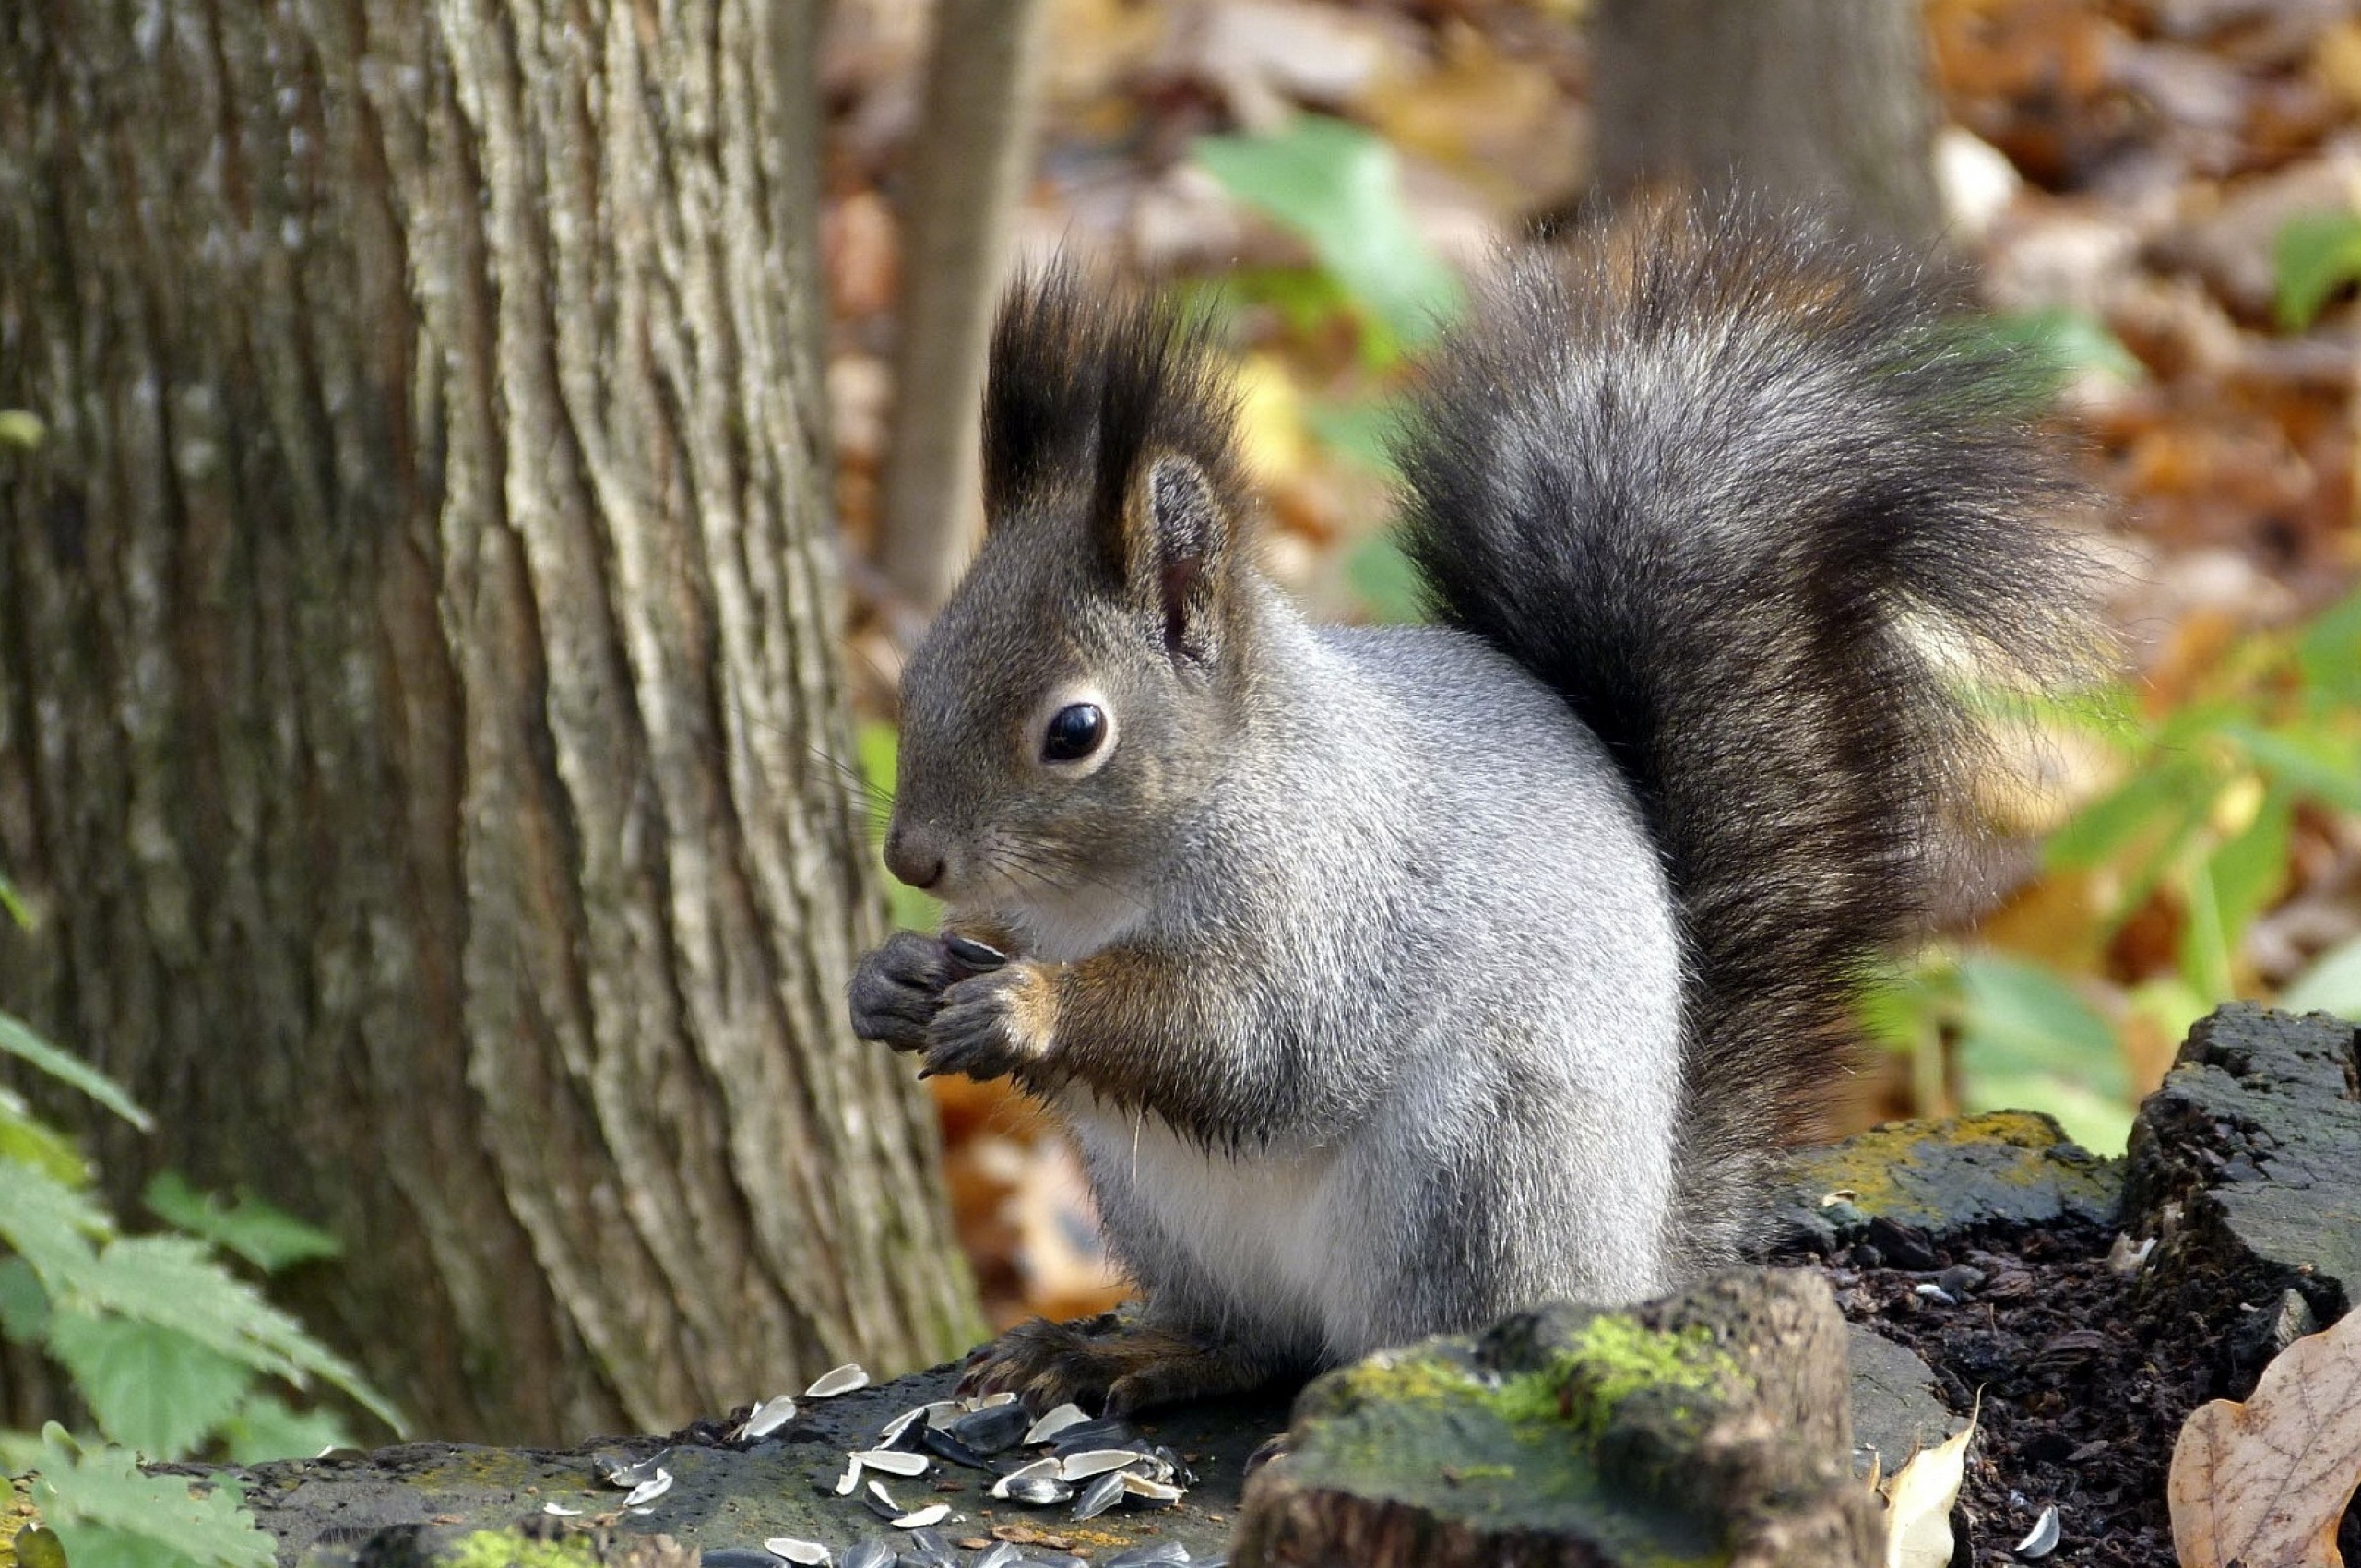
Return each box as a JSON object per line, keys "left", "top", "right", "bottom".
{"left": 1786, "top": 1218, "right": 2361, "bottom": 1568}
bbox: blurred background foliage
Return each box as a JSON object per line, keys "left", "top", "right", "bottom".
{"left": 825, "top": 0, "right": 2361, "bottom": 1324}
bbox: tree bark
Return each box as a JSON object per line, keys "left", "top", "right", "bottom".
{"left": 0, "top": 0, "right": 979, "bottom": 1444}
{"left": 1590, "top": 0, "right": 1942, "bottom": 249}
{"left": 875, "top": 0, "right": 1050, "bottom": 617}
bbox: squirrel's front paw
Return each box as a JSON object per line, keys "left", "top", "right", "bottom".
{"left": 848, "top": 930, "right": 955, "bottom": 1051}
{"left": 922, "top": 961, "right": 1057, "bottom": 1084}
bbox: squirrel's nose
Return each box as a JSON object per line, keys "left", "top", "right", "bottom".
{"left": 884, "top": 822, "right": 945, "bottom": 890}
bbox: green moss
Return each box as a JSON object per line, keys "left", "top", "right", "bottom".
{"left": 438, "top": 1528, "right": 602, "bottom": 1568}
{"left": 1491, "top": 1317, "right": 1744, "bottom": 1442}
{"left": 1320, "top": 1348, "right": 1491, "bottom": 1409}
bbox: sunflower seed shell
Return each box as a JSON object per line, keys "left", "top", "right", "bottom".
{"left": 622, "top": 1469, "right": 673, "bottom": 1508}
{"left": 739, "top": 1396, "right": 798, "bottom": 1441}
{"left": 1073, "top": 1469, "right": 1127, "bottom": 1521}
{"left": 1021, "top": 1403, "right": 1091, "bottom": 1445}
{"left": 804, "top": 1363, "right": 870, "bottom": 1398}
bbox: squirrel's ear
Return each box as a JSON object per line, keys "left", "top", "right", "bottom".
{"left": 1124, "top": 454, "right": 1233, "bottom": 663}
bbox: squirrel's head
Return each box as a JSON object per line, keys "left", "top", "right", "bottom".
{"left": 884, "top": 269, "right": 1259, "bottom": 936}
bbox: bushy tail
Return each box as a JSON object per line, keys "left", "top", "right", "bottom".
{"left": 1393, "top": 199, "right": 2097, "bottom": 1268}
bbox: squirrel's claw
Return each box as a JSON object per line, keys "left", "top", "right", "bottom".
{"left": 958, "top": 1315, "right": 1275, "bottom": 1417}
{"left": 848, "top": 930, "right": 956, "bottom": 1051}
{"left": 920, "top": 962, "right": 1056, "bottom": 1083}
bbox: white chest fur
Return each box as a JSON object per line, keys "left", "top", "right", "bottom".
{"left": 1061, "top": 1099, "right": 1366, "bottom": 1359}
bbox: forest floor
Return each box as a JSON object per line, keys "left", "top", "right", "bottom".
{"left": 813, "top": 0, "right": 2361, "bottom": 1335}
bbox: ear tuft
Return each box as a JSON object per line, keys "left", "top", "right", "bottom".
{"left": 982, "top": 267, "right": 1252, "bottom": 573}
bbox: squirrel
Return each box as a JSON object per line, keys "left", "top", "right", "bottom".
{"left": 848, "top": 197, "right": 2094, "bottom": 1416}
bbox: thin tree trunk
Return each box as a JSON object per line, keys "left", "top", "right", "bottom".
{"left": 876, "top": 0, "right": 1050, "bottom": 617}
{"left": 0, "top": 0, "right": 979, "bottom": 1444}
{"left": 1591, "top": 0, "right": 1942, "bottom": 249}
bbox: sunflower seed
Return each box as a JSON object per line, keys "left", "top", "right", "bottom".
{"left": 840, "top": 1543, "right": 896, "bottom": 1568}
{"left": 1106, "top": 1545, "right": 1192, "bottom": 1566}
{"left": 863, "top": 1479, "right": 903, "bottom": 1520}
{"left": 887, "top": 1503, "right": 950, "bottom": 1529}
{"left": 595, "top": 1450, "right": 670, "bottom": 1488}
{"left": 2013, "top": 1504, "right": 2061, "bottom": 1560}
{"left": 1046, "top": 1418, "right": 1137, "bottom": 1455}
{"left": 700, "top": 1550, "right": 778, "bottom": 1568}
{"left": 763, "top": 1538, "right": 831, "bottom": 1566}
{"left": 1152, "top": 1445, "right": 1195, "bottom": 1486}
{"left": 805, "top": 1363, "right": 871, "bottom": 1398}
{"left": 949, "top": 1400, "right": 1031, "bottom": 1455}
{"left": 1072, "top": 1469, "right": 1127, "bottom": 1522}
{"left": 920, "top": 1426, "right": 991, "bottom": 1469}
{"left": 989, "top": 1457, "right": 1063, "bottom": 1496}
{"left": 971, "top": 1545, "right": 1026, "bottom": 1568}
{"left": 943, "top": 933, "right": 1009, "bottom": 970}
{"left": 848, "top": 1448, "right": 929, "bottom": 1478}
{"left": 739, "top": 1396, "right": 798, "bottom": 1441}
{"left": 999, "top": 1474, "right": 1074, "bottom": 1506}
{"left": 1021, "top": 1403, "right": 1091, "bottom": 1446}
{"left": 875, "top": 1407, "right": 929, "bottom": 1446}
{"left": 540, "top": 1503, "right": 582, "bottom": 1518}
{"left": 622, "top": 1469, "right": 673, "bottom": 1508}
{"left": 1120, "top": 1472, "right": 1183, "bottom": 1503}
{"left": 1060, "top": 1448, "right": 1153, "bottom": 1481}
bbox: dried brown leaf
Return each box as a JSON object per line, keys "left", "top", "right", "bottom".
{"left": 2169, "top": 1304, "right": 2361, "bottom": 1568}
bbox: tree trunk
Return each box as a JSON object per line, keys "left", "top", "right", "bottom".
{"left": 1590, "top": 0, "right": 1942, "bottom": 249}
{"left": 876, "top": 0, "right": 1050, "bottom": 618}
{"left": 0, "top": 0, "right": 979, "bottom": 1445}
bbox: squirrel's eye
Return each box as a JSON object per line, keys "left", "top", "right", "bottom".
{"left": 1042, "top": 703, "right": 1107, "bottom": 764}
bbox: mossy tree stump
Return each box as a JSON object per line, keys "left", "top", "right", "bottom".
{"left": 1233, "top": 1269, "right": 1881, "bottom": 1568}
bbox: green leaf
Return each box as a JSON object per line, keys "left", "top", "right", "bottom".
{"left": 2218, "top": 722, "right": 2361, "bottom": 811}
{"left": 0, "top": 410, "right": 47, "bottom": 452}
{"left": 1193, "top": 117, "right": 1461, "bottom": 355}
{"left": 32, "top": 1426, "right": 276, "bottom": 1568}
{"left": 0, "top": 1013, "right": 153, "bottom": 1132}
{"left": 0, "top": 1254, "right": 53, "bottom": 1343}
{"left": 2176, "top": 851, "right": 2236, "bottom": 1003}
{"left": 0, "top": 1155, "right": 114, "bottom": 1285}
{"left": 55, "top": 1237, "right": 401, "bottom": 1434}
{"left": 218, "top": 1391, "right": 352, "bottom": 1466}
{"left": 2282, "top": 932, "right": 2361, "bottom": 1019}
{"left": 2203, "top": 785, "right": 2294, "bottom": 947}
{"left": 47, "top": 1310, "right": 255, "bottom": 1459}
{"left": 1975, "top": 306, "right": 2146, "bottom": 390}
{"left": 2272, "top": 210, "right": 2361, "bottom": 330}
{"left": 142, "top": 1175, "right": 340, "bottom": 1274}
{"left": 1344, "top": 536, "right": 1427, "bottom": 625}
{"left": 1953, "top": 956, "right": 2126, "bottom": 1096}
{"left": 855, "top": 721, "right": 941, "bottom": 933}
{"left": 2043, "top": 755, "right": 2209, "bottom": 873}
{"left": 1957, "top": 1068, "right": 2136, "bottom": 1155}
{"left": 0, "top": 870, "right": 31, "bottom": 930}
{"left": 2296, "top": 586, "right": 2361, "bottom": 703}
{"left": 0, "top": 1087, "right": 94, "bottom": 1187}
{"left": 1303, "top": 397, "right": 1406, "bottom": 478}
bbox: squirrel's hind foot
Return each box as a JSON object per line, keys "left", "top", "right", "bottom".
{"left": 955, "top": 1313, "right": 1272, "bottom": 1417}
